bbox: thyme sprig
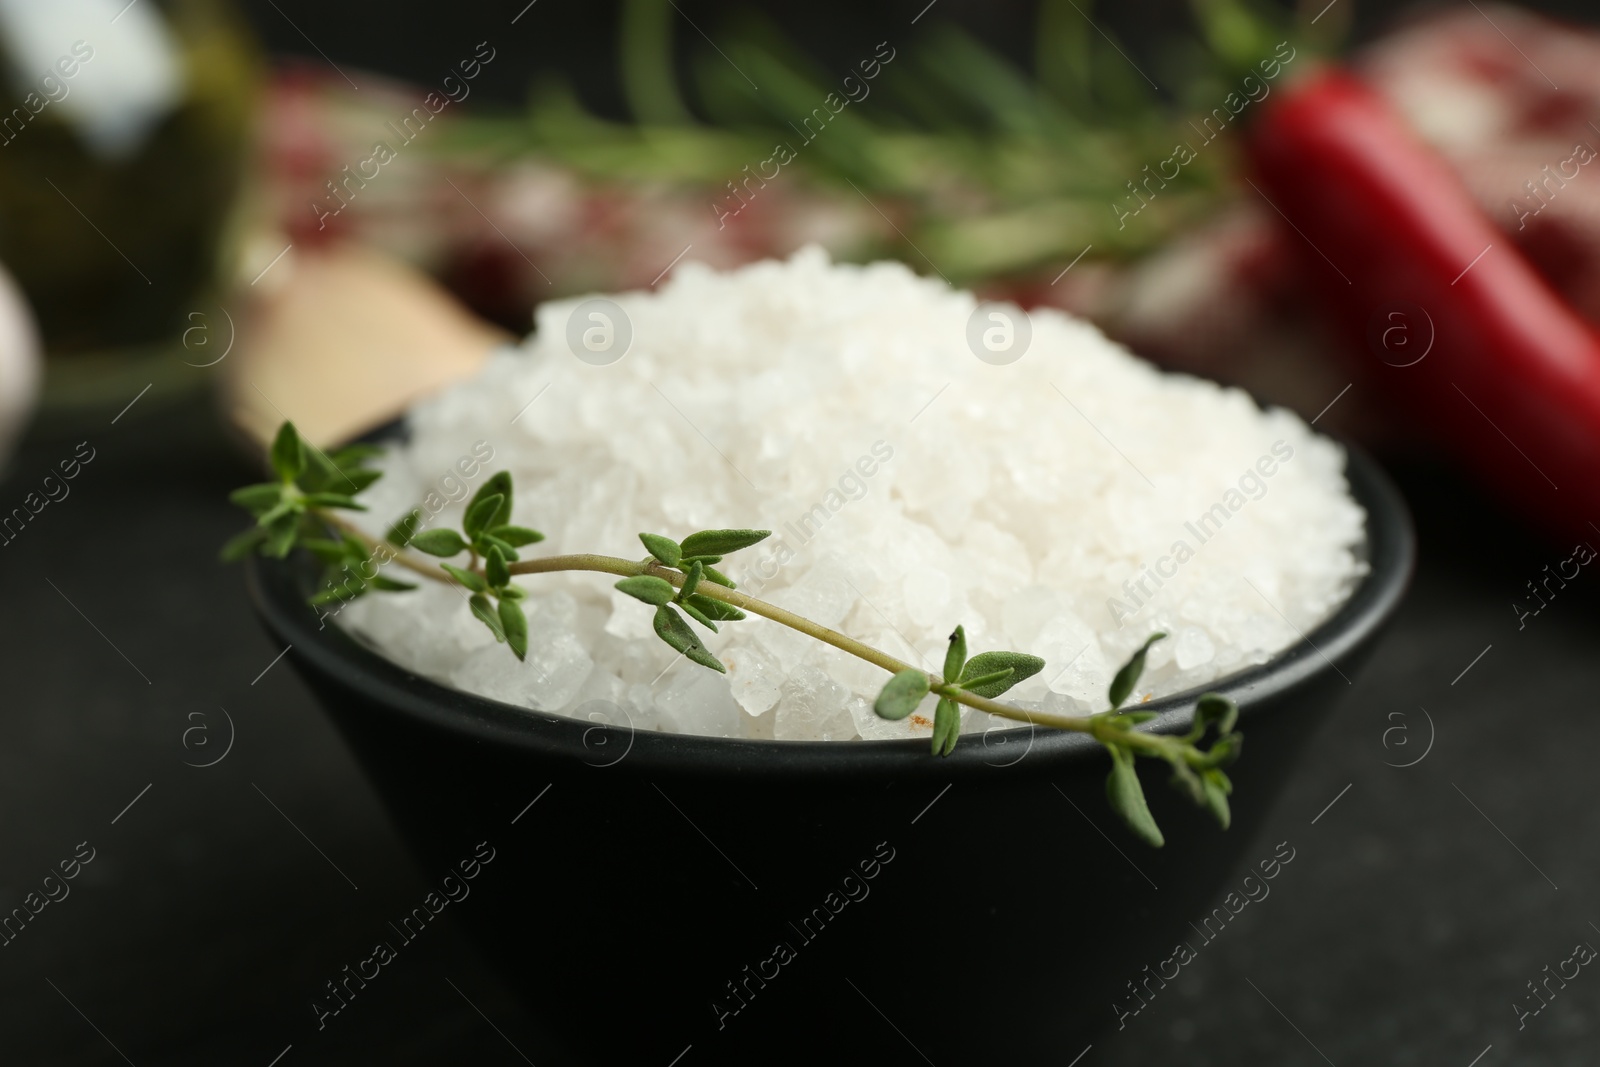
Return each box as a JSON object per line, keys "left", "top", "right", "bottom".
{"left": 227, "top": 422, "right": 1242, "bottom": 847}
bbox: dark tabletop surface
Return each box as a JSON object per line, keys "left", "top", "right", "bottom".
{"left": 0, "top": 385, "right": 1595, "bottom": 1066}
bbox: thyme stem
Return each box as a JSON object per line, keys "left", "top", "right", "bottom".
{"left": 325, "top": 512, "right": 454, "bottom": 581}
{"left": 320, "top": 510, "right": 1126, "bottom": 737}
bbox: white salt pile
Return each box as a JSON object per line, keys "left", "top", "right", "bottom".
{"left": 337, "top": 247, "right": 1367, "bottom": 742}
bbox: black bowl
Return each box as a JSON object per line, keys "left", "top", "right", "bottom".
{"left": 248, "top": 446, "right": 1412, "bottom": 1065}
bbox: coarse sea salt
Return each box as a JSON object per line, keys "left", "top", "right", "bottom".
{"left": 337, "top": 247, "right": 1368, "bottom": 742}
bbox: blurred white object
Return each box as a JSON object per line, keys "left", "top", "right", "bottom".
{"left": 0, "top": 261, "right": 40, "bottom": 471}
{"left": 0, "top": 0, "right": 184, "bottom": 159}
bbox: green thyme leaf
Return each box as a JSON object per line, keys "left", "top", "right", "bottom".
{"left": 219, "top": 526, "right": 267, "bottom": 561}
{"left": 932, "top": 696, "right": 961, "bottom": 756}
{"left": 1198, "top": 733, "right": 1242, "bottom": 769}
{"left": 228, "top": 483, "right": 282, "bottom": 515}
{"left": 685, "top": 645, "right": 724, "bottom": 671}
{"left": 341, "top": 468, "right": 383, "bottom": 493}
{"left": 1189, "top": 692, "right": 1239, "bottom": 741}
{"left": 255, "top": 498, "right": 297, "bottom": 528}
{"left": 1106, "top": 745, "right": 1164, "bottom": 847}
{"left": 464, "top": 493, "right": 505, "bottom": 541}
{"left": 684, "top": 645, "right": 724, "bottom": 671}
{"left": 1116, "top": 711, "right": 1160, "bottom": 726}
{"left": 302, "top": 492, "right": 366, "bottom": 511}
{"left": 296, "top": 448, "right": 340, "bottom": 493}
{"left": 639, "top": 532, "right": 681, "bottom": 567}
{"left": 943, "top": 625, "right": 967, "bottom": 682}
{"left": 480, "top": 534, "right": 520, "bottom": 562}
{"left": 297, "top": 445, "right": 381, "bottom": 494}
{"left": 486, "top": 473, "right": 514, "bottom": 527}
{"left": 959, "top": 651, "right": 1044, "bottom": 698}
{"left": 327, "top": 443, "right": 383, "bottom": 467}
{"left": 385, "top": 509, "right": 423, "bottom": 548}
{"left": 874, "top": 670, "right": 930, "bottom": 720}
{"left": 685, "top": 594, "right": 745, "bottom": 621}
{"left": 410, "top": 529, "right": 468, "bottom": 557}
{"left": 616, "top": 575, "right": 676, "bottom": 605}
{"left": 955, "top": 667, "right": 1013, "bottom": 693}
{"left": 1109, "top": 632, "right": 1167, "bottom": 710}
{"left": 679, "top": 560, "right": 704, "bottom": 599}
{"left": 700, "top": 565, "right": 736, "bottom": 589}
{"left": 367, "top": 575, "right": 418, "bottom": 593}
{"left": 465, "top": 472, "right": 513, "bottom": 534}
{"left": 499, "top": 584, "right": 526, "bottom": 600}
{"left": 652, "top": 604, "right": 724, "bottom": 671}
{"left": 300, "top": 538, "right": 347, "bottom": 564}
{"left": 309, "top": 583, "right": 362, "bottom": 607}
{"left": 652, "top": 604, "right": 694, "bottom": 651}
{"left": 678, "top": 598, "right": 719, "bottom": 632}
{"left": 299, "top": 457, "right": 379, "bottom": 495}
{"left": 470, "top": 594, "right": 504, "bottom": 642}
{"left": 485, "top": 545, "right": 511, "bottom": 588}
{"left": 441, "top": 563, "right": 488, "bottom": 593}
{"left": 678, "top": 554, "right": 723, "bottom": 567}
{"left": 490, "top": 525, "right": 545, "bottom": 547}
{"left": 1201, "top": 769, "right": 1232, "bottom": 829}
{"left": 262, "top": 514, "right": 300, "bottom": 558}
{"left": 269, "top": 422, "right": 306, "bottom": 483}
{"left": 310, "top": 576, "right": 369, "bottom": 606}
{"left": 466, "top": 470, "right": 510, "bottom": 507}
{"left": 499, "top": 598, "right": 528, "bottom": 660}
{"left": 679, "top": 529, "right": 770, "bottom": 557}
{"left": 1167, "top": 759, "right": 1205, "bottom": 805}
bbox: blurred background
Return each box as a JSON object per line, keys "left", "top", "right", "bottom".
{"left": 4, "top": 0, "right": 1600, "bottom": 1063}
{"left": 11, "top": 0, "right": 1600, "bottom": 459}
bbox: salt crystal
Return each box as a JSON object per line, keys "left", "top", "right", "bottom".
{"left": 1173, "top": 626, "right": 1216, "bottom": 671}
{"left": 724, "top": 643, "right": 783, "bottom": 715}
{"left": 447, "top": 644, "right": 518, "bottom": 705}
{"left": 520, "top": 611, "right": 594, "bottom": 710}
{"left": 848, "top": 693, "right": 932, "bottom": 741}
{"left": 1005, "top": 586, "right": 1063, "bottom": 651}
{"left": 1034, "top": 612, "right": 1109, "bottom": 708}
{"left": 655, "top": 668, "right": 741, "bottom": 737}
{"left": 902, "top": 569, "right": 951, "bottom": 628}
{"left": 774, "top": 665, "right": 855, "bottom": 740}
{"left": 557, "top": 664, "right": 624, "bottom": 716}
{"left": 623, "top": 683, "right": 663, "bottom": 732}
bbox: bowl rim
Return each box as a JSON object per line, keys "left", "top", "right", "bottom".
{"left": 247, "top": 442, "right": 1413, "bottom": 781}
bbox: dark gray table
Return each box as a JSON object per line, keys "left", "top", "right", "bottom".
{"left": 0, "top": 390, "right": 1594, "bottom": 1065}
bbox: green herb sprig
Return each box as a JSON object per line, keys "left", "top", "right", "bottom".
{"left": 228, "top": 422, "right": 1241, "bottom": 847}
{"left": 873, "top": 625, "right": 1046, "bottom": 756}
{"left": 385, "top": 471, "right": 547, "bottom": 660}
{"left": 224, "top": 423, "right": 374, "bottom": 558}
{"left": 616, "top": 528, "right": 758, "bottom": 672}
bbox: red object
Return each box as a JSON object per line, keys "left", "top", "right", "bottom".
{"left": 1247, "top": 67, "right": 1600, "bottom": 541}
